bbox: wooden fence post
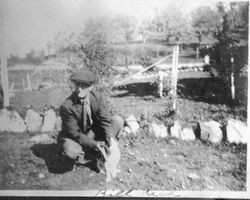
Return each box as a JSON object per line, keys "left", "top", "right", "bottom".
{"left": 158, "top": 71, "right": 163, "bottom": 98}
{"left": 26, "top": 73, "right": 32, "bottom": 91}
{"left": 196, "top": 46, "right": 199, "bottom": 59}
{"left": 0, "top": 0, "right": 9, "bottom": 107}
{"left": 230, "top": 56, "right": 235, "bottom": 100}
{"left": 171, "top": 45, "right": 179, "bottom": 111}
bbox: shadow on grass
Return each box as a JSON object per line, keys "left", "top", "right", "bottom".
{"left": 178, "top": 76, "right": 248, "bottom": 107}
{"left": 31, "top": 143, "right": 103, "bottom": 174}
{"left": 112, "top": 82, "right": 158, "bottom": 97}
{"left": 112, "top": 77, "right": 229, "bottom": 104}
{"left": 31, "top": 143, "right": 75, "bottom": 174}
{"left": 178, "top": 77, "right": 229, "bottom": 105}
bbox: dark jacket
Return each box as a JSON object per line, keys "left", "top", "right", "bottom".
{"left": 59, "top": 90, "right": 113, "bottom": 148}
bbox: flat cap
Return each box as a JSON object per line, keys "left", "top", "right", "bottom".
{"left": 70, "top": 69, "right": 96, "bottom": 85}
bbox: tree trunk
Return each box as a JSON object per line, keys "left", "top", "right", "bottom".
{"left": 158, "top": 72, "right": 163, "bottom": 98}
{"left": 26, "top": 73, "right": 32, "bottom": 91}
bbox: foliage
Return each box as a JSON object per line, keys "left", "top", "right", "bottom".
{"left": 217, "top": 2, "right": 249, "bottom": 37}
{"left": 25, "top": 50, "right": 46, "bottom": 64}
{"left": 149, "top": 3, "right": 193, "bottom": 43}
{"left": 8, "top": 50, "right": 46, "bottom": 66}
{"left": 60, "top": 18, "right": 116, "bottom": 77}
{"left": 137, "top": 19, "right": 152, "bottom": 43}
{"left": 111, "top": 15, "right": 138, "bottom": 44}
{"left": 138, "top": 55, "right": 152, "bottom": 67}
{"left": 55, "top": 16, "right": 139, "bottom": 77}
{"left": 200, "top": 2, "right": 248, "bottom": 106}
{"left": 201, "top": 2, "right": 248, "bottom": 75}
{"left": 191, "top": 6, "right": 222, "bottom": 45}
{"left": 202, "top": 33, "right": 247, "bottom": 76}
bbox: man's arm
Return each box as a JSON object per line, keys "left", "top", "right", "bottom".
{"left": 60, "top": 105, "right": 98, "bottom": 149}
{"left": 95, "top": 95, "right": 114, "bottom": 146}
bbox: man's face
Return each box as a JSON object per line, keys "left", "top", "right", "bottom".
{"left": 70, "top": 81, "right": 93, "bottom": 99}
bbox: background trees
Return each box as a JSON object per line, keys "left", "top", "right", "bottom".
{"left": 111, "top": 15, "right": 138, "bottom": 44}
{"left": 67, "top": 18, "right": 116, "bottom": 76}
{"left": 148, "top": 4, "right": 192, "bottom": 44}
{"left": 52, "top": 1, "right": 248, "bottom": 95}
{"left": 191, "top": 6, "right": 222, "bottom": 45}
{"left": 202, "top": 2, "right": 248, "bottom": 104}
{"left": 191, "top": 6, "right": 222, "bottom": 58}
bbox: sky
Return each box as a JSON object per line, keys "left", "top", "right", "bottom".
{"left": 1, "top": 0, "right": 221, "bottom": 57}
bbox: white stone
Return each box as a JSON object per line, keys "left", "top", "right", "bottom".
{"left": 25, "top": 109, "right": 43, "bottom": 132}
{"left": 188, "top": 173, "right": 200, "bottom": 180}
{"left": 124, "top": 115, "right": 140, "bottom": 135}
{"left": 227, "top": 119, "right": 248, "bottom": 144}
{"left": 0, "top": 109, "right": 26, "bottom": 132}
{"left": 204, "top": 55, "right": 210, "bottom": 65}
{"left": 0, "top": 109, "right": 10, "bottom": 132}
{"left": 9, "top": 111, "right": 27, "bottom": 132}
{"left": 29, "top": 133, "right": 56, "bottom": 144}
{"left": 149, "top": 122, "right": 168, "bottom": 138}
{"left": 41, "top": 109, "right": 57, "bottom": 132}
{"left": 128, "top": 65, "right": 143, "bottom": 72}
{"left": 122, "top": 126, "right": 132, "bottom": 136}
{"left": 170, "top": 121, "right": 182, "bottom": 138}
{"left": 20, "top": 178, "right": 26, "bottom": 184}
{"left": 181, "top": 128, "right": 196, "bottom": 141}
{"left": 55, "top": 116, "right": 62, "bottom": 131}
{"left": 38, "top": 173, "right": 45, "bottom": 179}
{"left": 199, "top": 121, "right": 222, "bottom": 143}
{"left": 39, "top": 82, "right": 52, "bottom": 90}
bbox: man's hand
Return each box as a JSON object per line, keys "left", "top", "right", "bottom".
{"left": 78, "top": 134, "right": 98, "bottom": 149}
{"left": 105, "top": 136, "right": 111, "bottom": 147}
{"left": 95, "top": 142, "right": 111, "bottom": 161}
{"left": 78, "top": 134, "right": 111, "bottom": 161}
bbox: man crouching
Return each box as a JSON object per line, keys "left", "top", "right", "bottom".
{"left": 57, "top": 69, "right": 124, "bottom": 172}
